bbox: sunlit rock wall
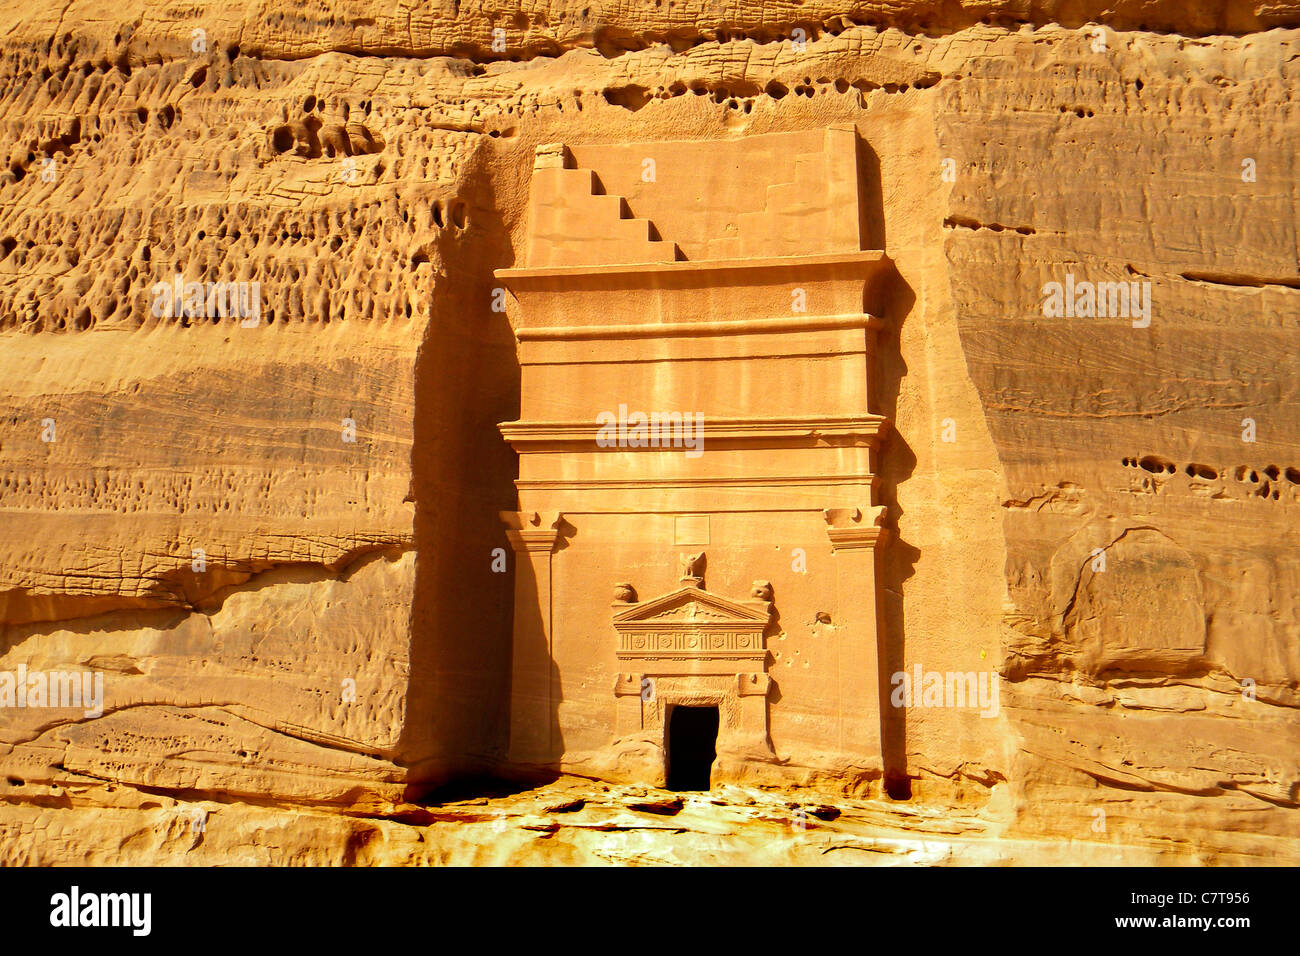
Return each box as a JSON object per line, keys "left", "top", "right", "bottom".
{"left": 0, "top": 0, "right": 1294, "bottom": 862}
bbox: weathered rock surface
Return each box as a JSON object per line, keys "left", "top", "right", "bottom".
{"left": 0, "top": 0, "right": 1295, "bottom": 863}
{"left": 0, "top": 776, "right": 1231, "bottom": 866}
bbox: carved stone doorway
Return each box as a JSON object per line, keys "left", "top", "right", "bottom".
{"left": 666, "top": 704, "right": 719, "bottom": 791}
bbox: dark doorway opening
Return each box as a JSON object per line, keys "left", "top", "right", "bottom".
{"left": 666, "top": 705, "right": 718, "bottom": 791}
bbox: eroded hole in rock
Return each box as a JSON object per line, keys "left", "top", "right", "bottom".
{"left": 1138, "top": 455, "right": 1175, "bottom": 474}
{"left": 602, "top": 84, "right": 651, "bottom": 111}
{"left": 666, "top": 705, "right": 718, "bottom": 791}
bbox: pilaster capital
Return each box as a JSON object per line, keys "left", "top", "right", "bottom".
{"left": 614, "top": 673, "right": 645, "bottom": 697}
{"left": 501, "top": 510, "right": 565, "bottom": 553}
{"left": 736, "top": 673, "right": 772, "bottom": 697}
{"left": 823, "top": 505, "right": 888, "bottom": 551}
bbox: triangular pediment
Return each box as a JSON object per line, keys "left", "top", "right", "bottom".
{"left": 613, "top": 586, "right": 769, "bottom": 625}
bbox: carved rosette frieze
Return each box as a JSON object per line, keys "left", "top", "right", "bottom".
{"left": 620, "top": 629, "right": 763, "bottom": 658}
{"left": 611, "top": 567, "right": 773, "bottom": 675}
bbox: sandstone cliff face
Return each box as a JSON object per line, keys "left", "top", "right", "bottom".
{"left": 0, "top": 0, "right": 1295, "bottom": 864}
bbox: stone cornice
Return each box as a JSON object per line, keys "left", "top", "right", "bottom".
{"left": 495, "top": 249, "right": 890, "bottom": 288}
{"left": 514, "top": 312, "right": 882, "bottom": 342}
{"left": 499, "top": 413, "right": 890, "bottom": 450}
{"left": 515, "top": 474, "right": 878, "bottom": 492}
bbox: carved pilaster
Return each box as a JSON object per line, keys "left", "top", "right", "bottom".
{"left": 500, "top": 511, "right": 564, "bottom": 764}
{"left": 823, "top": 505, "right": 887, "bottom": 763}
{"left": 735, "top": 672, "right": 772, "bottom": 750}
{"left": 614, "top": 673, "right": 647, "bottom": 735}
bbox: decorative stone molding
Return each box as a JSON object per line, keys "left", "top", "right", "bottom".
{"left": 612, "top": 562, "right": 777, "bottom": 755}
{"left": 611, "top": 576, "right": 772, "bottom": 675}
{"left": 823, "top": 505, "right": 889, "bottom": 551}
{"left": 499, "top": 414, "right": 889, "bottom": 452}
{"left": 500, "top": 510, "right": 564, "bottom": 553}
